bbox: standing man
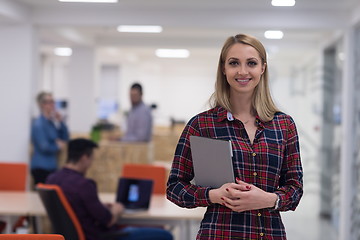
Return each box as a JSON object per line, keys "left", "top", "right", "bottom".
{"left": 122, "top": 83, "right": 153, "bottom": 142}
{"left": 31, "top": 91, "right": 69, "bottom": 184}
{"left": 46, "top": 138, "right": 173, "bottom": 240}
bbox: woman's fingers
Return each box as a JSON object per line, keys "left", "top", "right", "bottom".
{"left": 235, "top": 178, "right": 252, "bottom": 190}
{"left": 222, "top": 196, "right": 247, "bottom": 212}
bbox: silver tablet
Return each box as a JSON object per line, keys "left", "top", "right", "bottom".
{"left": 190, "top": 136, "right": 235, "bottom": 188}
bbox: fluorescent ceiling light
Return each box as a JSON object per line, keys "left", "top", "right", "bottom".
{"left": 271, "top": 0, "right": 296, "bottom": 7}
{"left": 155, "top": 49, "right": 190, "bottom": 58}
{"left": 54, "top": 47, "right": 72, "bottom": 56}
{"left": 264, "top": 30, "right": 284, "bottom": 39}
{"left": 59, "top": 0, "right": 118, "bottom": 2}
{"left": 117, "top": 25, "right": 163, "bottom": 33}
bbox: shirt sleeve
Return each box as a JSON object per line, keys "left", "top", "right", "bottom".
{"left": 81, "top": 180, "right": 112, "bottom": 227}
{"left": 32, "top": 120, "right": 59, "bottom": 154}
{"left": 166, "top": 116, "right": 213, "bottom": 208}
{"left": 274, "top": 116, "right": 303, "bottom": 211}
{"left": 57, "top": 121, "right": 70, "bottom": 141}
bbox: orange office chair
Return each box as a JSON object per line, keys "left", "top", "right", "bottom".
{"left": 121, "top": 163, "right": 167, "bottom": 194}
{"left": 0, "top": 162, "right": 28, "bottom": 233}
{"left": 36, "top": 184, "right": 85, "bottom": 240}
{"left": 36, "top": 184, "right": 126, "bottom": 240}
{"left": 0, "top": 162, "right": 27, "bottom": 191}
{"left": 0, "top": 234, "right": 64, "bottom": 240}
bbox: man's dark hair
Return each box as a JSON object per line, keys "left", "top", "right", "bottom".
{"left": 67, "top": 138, "right": 98, "bottom": 164}
{"left": 131, "top": 82, "right": 143, "bottom": 95}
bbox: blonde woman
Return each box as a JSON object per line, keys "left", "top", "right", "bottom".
{"left": 167, "top": 34, "right": 303, "bottom": 240}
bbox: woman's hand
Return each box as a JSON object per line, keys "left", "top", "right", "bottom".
{"left": 209, "top": 180, "right": 251, "bottom": 205}
{"left": 222, "top": 179, "right": 278, "bottom": 212}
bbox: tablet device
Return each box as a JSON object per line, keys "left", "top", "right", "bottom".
{"left": 190, "top": 135, "right": 235, "bottom": 188}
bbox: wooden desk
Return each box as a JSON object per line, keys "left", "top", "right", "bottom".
{"left": 0, "top": 191, "right": 205, "bottom": 239}
{"left": 101, "top": 193, "right": 205, "bottom": 239}
{"left": 0, "top": 191, "right": 45, "bottom": 216}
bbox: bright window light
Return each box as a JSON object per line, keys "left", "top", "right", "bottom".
{"left": 264, "top": 30, "right": 284, "bottom": 39}
{"left": 54, "top": 47, "right": 73, "bottom": 56}
{"left": 59, "top": 0, "right": 118, "bottom": 2}
{"left": 271, "top": 0, "right": 296, "bottom": 7}
{"left": 117, "top": 25, "right": 163, "bottom": 33}
{"left": 155, "top": 49, "right": 190, "bottom": 58}
{"left": 338, "top": 52, "right": 345, "bottom": 61}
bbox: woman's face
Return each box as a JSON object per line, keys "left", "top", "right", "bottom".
{"left": 40, "top": 94, "right": 55, "bottom": 115}
{"left": 223, "top": 43, "right": 265, "bottom": 96}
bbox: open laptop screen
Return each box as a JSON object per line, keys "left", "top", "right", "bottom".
{"left": 116, "top": 177, "right": 153, "bottom": 210}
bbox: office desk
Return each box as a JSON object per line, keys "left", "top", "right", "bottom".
{"left": 0, "top": 191, "right": 205, "bottom": 239}
{"left": 0, "top": 191, "right": 45, "bottom": 216}
{"left": 102, "top": 193, "right": 204, "bottom": 239}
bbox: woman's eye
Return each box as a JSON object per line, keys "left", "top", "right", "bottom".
{"left": 229, "top": 61, "right": 239, "bottom": 66}
{"left": 248, "top": 61, "right": 257, "bottom": 67}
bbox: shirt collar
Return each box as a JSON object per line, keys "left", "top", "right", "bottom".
{"left": 63, "top": 167, "right": 85, "bottom": 176}
{"left": 216, "top": 106, "right": 229, "bottom": 122}
{"left": 216, "top": 106, "right": 265, "bottom": 128}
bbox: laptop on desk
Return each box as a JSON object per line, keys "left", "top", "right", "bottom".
{"left": 115, "top": 177, "right": 154, "bottom": 213}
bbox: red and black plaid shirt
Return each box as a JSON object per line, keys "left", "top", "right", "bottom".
{"left": 167, "top": 106, "right": 303, "bottom": 240}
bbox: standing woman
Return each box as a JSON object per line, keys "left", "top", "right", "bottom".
{"left": 166, "top": 34, "right": 303, "bottom": 239}
{"left": 31, "top": 92, "right": 69, "bottom": 185}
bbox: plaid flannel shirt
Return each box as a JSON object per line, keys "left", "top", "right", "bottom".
{"left": 166, "top": 106, "right": 303, "bottom": 240}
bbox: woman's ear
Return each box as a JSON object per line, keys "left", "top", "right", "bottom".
{"left": 261, "top": 62, "right": 267, "bottom": 75}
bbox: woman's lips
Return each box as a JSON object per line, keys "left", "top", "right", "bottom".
{"left": 236, "top": 78, "right": 251, "bottom": 85}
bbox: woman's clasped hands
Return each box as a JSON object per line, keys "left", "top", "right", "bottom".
{"left": 209, "top": 178, "right": 278, "bottom": 212}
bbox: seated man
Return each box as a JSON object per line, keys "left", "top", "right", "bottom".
{"left": 46, "top": 138, "right": 173, "bottom": 240}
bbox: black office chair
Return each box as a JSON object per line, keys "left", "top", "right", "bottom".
{"left": 36, "top": 183, "right": 86, "bottom": 240}
{"left": 36, "top": 183, "right": 127, "bottom": 240}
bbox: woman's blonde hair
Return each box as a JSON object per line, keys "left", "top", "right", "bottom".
{"left": 210, "top": 34, "right": 279, "bottom": 122}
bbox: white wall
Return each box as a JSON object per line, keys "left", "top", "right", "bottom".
{"left": 0, "top": 24, "right": 38, "bottom": 163}
{"left": 67, "top": 47, "right": 97, "bottom": 134}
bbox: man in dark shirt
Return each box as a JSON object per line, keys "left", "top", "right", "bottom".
{"left": 47, "top": 138, "right": 172, "bottom": 240}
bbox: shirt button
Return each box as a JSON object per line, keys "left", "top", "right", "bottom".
{"left": 252, "top": 152, "right": 256, "bottom": 157}
{"left": 260, "top": 233, "right": 264, "bottom": 237}
{"left": 253, "top": 172, "right": 258, "bottom": 176}
{"left": 258, "top": 213, "right": 261, "bottom": 216}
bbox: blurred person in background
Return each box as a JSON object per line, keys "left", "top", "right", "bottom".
{"left": 47, "top": 138, "right": 173, "bottom": 240}
{"left": 31, "top": 91, "right": 69, "bottom": 185}
{"left": 167, "top": 33, "right": 303, "bottom": 239}
{"left": 121, "top": 83, "right": 153, "bottom": 142}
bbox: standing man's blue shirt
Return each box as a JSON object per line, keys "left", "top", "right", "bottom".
{"left": 31, "top": 114, "right": 69, "bottom": 171}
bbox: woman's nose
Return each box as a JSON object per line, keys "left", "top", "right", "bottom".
{"left": 237, "top": 65, "right": 248, "bottom": 75}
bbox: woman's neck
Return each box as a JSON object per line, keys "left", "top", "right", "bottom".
{"left": 229, "top": 91, "right": 253, "bottom": 116}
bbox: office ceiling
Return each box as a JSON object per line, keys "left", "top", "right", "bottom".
{"left": 1, "top": 0, "right": 360, "bottom": 59}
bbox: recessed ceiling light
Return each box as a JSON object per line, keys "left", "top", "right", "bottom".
{"left": 54, "top": 47, "right": 72, "bottom": 56}
{"left": 117, "top": 25, "right": 163, "bottom": 33}
{"left": 271, "top": 0, "right": 296, "bottom": 7}
{"left": 59, "top": 0, "right": 118, "bottom": 2}
{"left": 264, "top": 30, "right": 284, "bottom": 39}
{"left": 155, "top": 49, "right": 190, "bottom": 58}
